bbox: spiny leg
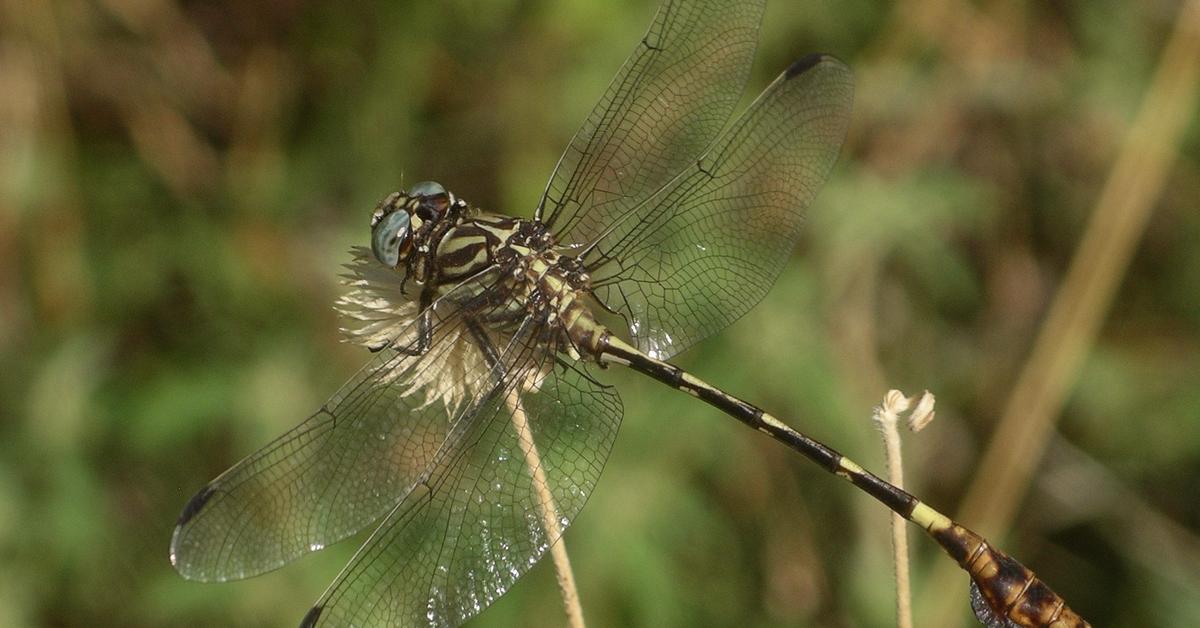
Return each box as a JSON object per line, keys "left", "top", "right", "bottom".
{"left": 465, "top": 318, "right": 506, "bottom": 388}
{"left": 369, "top": 285, "right": 437, "bottom": 355}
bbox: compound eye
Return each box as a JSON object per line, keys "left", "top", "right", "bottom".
{"left": 409, "top": 181, "right": 450, "bottom": 220}
{"left": 407, "top": 181, "right": 446, "bottom": 198}
{"left": 370, "top": 210, "right": 412, "bottom": 267}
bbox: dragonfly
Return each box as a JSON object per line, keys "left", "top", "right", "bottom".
{"left": 170, "top": 1, "right": 1089, "bottom": 626}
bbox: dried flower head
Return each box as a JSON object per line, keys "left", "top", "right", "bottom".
{"left": 334, "top": 247, "right": 490, "bottom": 418}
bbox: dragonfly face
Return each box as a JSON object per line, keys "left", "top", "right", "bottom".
{"left": 369, "top": 202, "right": 412, "bottom": 268}
{"left": 370, "top": 181, "right": 459, "bottom": 273}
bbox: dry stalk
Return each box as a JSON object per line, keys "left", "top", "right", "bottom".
{"left": 872, "top": 390, "right": 936, "bottom": 628}
{"left": 505, "top": 385, "right": 586, "bottom": 628}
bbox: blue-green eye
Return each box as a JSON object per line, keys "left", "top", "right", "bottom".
{"left": 370, "top": 211, "right": 411, "bottom": 267}
{"left": 408, "top": 181, "right": 446, "bottom": 198}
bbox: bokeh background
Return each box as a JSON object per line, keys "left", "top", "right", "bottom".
{"left": 2, "top": 0, "right": 1199, "bottom": 626}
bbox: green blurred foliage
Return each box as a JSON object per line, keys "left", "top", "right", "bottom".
{"left": 2, "top": 1, "right": 1198, "bottom": 627}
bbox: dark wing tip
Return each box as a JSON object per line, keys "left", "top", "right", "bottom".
{"left": 785, "top": 53, "right": 833, "bottom": 79}
{"left": 299, "top": 605, "right": 324, "bottom": 628}
{"left": 176, "top": 484, "right": 217, "bottom": 526}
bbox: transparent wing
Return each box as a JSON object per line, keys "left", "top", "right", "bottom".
{"left": 301, "top": 321, "right": 622, "bottom": 627}
{"left": 585, "top": 55, "right": 854, "bottom": 359}
{"left": 170, "top": 269, "right": 515, "bottom": 582}
{"left": 536, "top": 0, "right": 765, "bottom": 246}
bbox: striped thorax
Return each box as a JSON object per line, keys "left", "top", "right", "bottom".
{"left": 360, "top": 181, "right": 605, "bottom": 363}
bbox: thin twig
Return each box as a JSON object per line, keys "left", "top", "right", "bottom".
{"left": 872, "top": 390, "right": 935, "bottom": 628}
{"left": 872, "top": 390, "right": 914, "bottom": 628}
{"left": 505, "top": 386, "right": 586, "bottom": 628}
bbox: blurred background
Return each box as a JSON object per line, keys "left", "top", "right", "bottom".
{"left": 2, "top": 0, "right": 1198, "bottom": 626}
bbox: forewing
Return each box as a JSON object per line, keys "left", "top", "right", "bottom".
{"left": 587, "top": 55, "right": 854, "bottom": 359}
{"left": 171, "top": 270, "right": 507, "bottom": 582}
{"left": 301, "top": 324, "right": 622, "bottom": 627}
{"left": 537, "top": 0, "right": 765, "bottom": 246}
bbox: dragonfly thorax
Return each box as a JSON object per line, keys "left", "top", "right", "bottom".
{"left": 367, "top": 182, "right": 607, "bottom": 360}
{"left": 433, "top": 207, "right": 606, "bottom": 358}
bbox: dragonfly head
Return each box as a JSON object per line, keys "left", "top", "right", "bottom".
{"left": 369, "top": 181, "right": 451, "bottom": 268}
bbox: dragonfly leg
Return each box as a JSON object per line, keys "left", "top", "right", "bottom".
{"left": 369, "top": 286, "right": 437, "bottom": 355}
{"left": 465, "top": 317, "right": 505, "bottom": 388}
